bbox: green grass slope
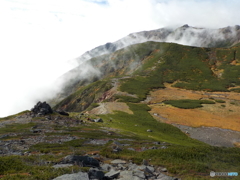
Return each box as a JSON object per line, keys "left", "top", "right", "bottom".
{"left": 118, "top": 43, "right": 240, "bottom": 102}
{"left": 99, "top": 103, "right": 240, "bottom": 178}
{"left": 47, "top": 41, "right": 240, "bottom": 179}
{"left": 100, "top": 103, "right": 204, "bottom": 146}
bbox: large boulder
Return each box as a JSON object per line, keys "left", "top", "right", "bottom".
{"left": 62, "top": 155, "right": 100, "bottom": 167}
{"left": 52, "top": 172, "right": 89, "bottom": 180}
{"left": 31, "top": 101, "right": 53, "bottom": 116}
{"left": 88, "top": 168, "right": 104, "bottom": 180}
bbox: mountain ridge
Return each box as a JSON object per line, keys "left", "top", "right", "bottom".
{"left": 53, "top": 39, "right": 240, "bottom": 108}
{"left": 76, "top": 25, "right": 240, "bottom": 65}
{"left": 51, "top": 25, "right": 240, "bottom": 104}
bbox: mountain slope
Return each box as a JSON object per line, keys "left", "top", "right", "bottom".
{"left": 55, "top": 41, "right": 240, "bottom": 112}
{"left": 48, "top": 40, "right": 240, "bottom": 178}
{"left": 53, "top": 25, "right": 240, "bottom": 105}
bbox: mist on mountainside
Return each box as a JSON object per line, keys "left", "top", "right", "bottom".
{"left": 1, "top": 25, "right": 240, "bottom": 117}
{"left": 75, "top": 25, "right": 240, "bottom": 65}
{"left": 2, "top": 0, "right": 240, "bottom": 118}
{"left": 50, "top": 25, "right": 240, "bottom": 104}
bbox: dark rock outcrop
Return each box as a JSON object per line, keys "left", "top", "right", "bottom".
{"left": 31, "top": 101, "right": 53, "bottom": 116}
{"left": 56, "top": 110, "right": 69, "bottom": 116}
{"left": 62, "top": 155, "right": 100, "bottom": 167}
{"left": 88, "top": 168, "right": 105, "bottom": 180}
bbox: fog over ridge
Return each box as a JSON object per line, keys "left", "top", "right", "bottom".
{"left": 1, "top": 0, "right": 240, "bottom": 117}
{"left": 75, "top": 25, "right": 240, "bottom": 65}
{"left": 52, "top": 24, "right": 240, "bottom": 106}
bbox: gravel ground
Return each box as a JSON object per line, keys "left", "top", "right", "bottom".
{"left": 0, "top": 115, "right": 32, "bottom": 128}
{"left": 173, "top": 124, "right": 240, "bottom": 147}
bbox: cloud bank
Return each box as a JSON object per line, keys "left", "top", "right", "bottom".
{"left": 0, "top": 0, "right": 239, "bottom": 117}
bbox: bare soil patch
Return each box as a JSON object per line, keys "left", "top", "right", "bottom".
{"left": 148, "top": 83, "right": 240, "bottom": 132}
{"left": 89, "top": 102, "right": 133, "bottom": 115}
{"left": 150, "top": 105, "right": 240, "bottom": 132}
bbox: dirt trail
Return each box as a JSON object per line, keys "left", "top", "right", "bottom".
{"left": 89, "top": 77, "right": 136, "bottom": 115}
{"left": 110, "top": 77, "right": 137, "bottom": 98}
{"left": 89, "top": 102, "right": 133, "bottom": 114}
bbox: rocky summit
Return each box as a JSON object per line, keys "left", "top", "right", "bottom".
{"left": 31, "top": 101, "right": 53, "bottom": 116}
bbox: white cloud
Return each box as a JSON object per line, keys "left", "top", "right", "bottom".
{"left": 152, "top": 0, "right": 240, "bottom": 28}
{"left": 0, "top": 0, "right": 239, "bottom": 117}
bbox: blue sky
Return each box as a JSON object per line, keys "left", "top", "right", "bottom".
{"left": 0, "top": 0, "right": 239, "bottom": 117}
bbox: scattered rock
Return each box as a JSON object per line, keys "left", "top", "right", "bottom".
{"left": 105, "top": 170, "right": 121, "bottom": 179}
{"left": 45, "top": 116, "right": 51, "bottom": 120}
{"left": 112, "top": 141, "right": 123, "bottom": 147}
{"left": 111, "top": 141, "right": 123, "bottom": 153}
{"left": 119, "top": 170, "right": 145, "bottom": 180}
{"left": 56, "top": 110, "right": 69, "bottom": 116}
{"left": 100, "top": 163, "right": 113, "bottom": 171}
{"left": 128, "top": 163, "right": 138, "bottom": 171}
{"left": 142, "top": 159, "right": 149, "bottom": 167}
{"left": 31, "top": 129, "right": 42, "bottom": 133}
{"left": 141, "top": 147, "right": 148, "bottom": 151}
{"left": 161, "top": 168, "right": 167, "bottom": 172}
{"left": 111, "top": 159, "right": 127, "bottom": 164}
{"left": 157, "top": 173, "right": 175, "bottom": 180}
{"left": 118, "top": 170, "right": 134, "bottom": 180}
{"left": 52, "top": 172, "right": 89, "bottom": 180}
{"left": 112, "top": 147, "right": 122, "bottom": 153}
{"left": 94, "top": 118, "right": 103, "bottom": 122}
{"left": 86, "top": 139, "right": 110, "bottom": 145}
{"left": 134, "top": 170, "right": 145, "bottom": 179}
{"left": 127, "top": 147, "right": 136, "bottom": 151}
{"left": 145, "top": 166, "right": 155, "bottom": 174}
{"left": 149, "top": 146, "right": 158, "bottom": 150}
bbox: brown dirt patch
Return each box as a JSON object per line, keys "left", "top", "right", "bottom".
{"left": 234, "top": 142, "right": 240, "bottom": 148}
{"left": 89, "top": 102, "right": 133, "bottom": 115}
{"left": 148, "top": 83, "right": 240, "bottom": 132}
{"left": 148, "top": 83, "right": 240, "bottom": 103}
{"left": 149, "top": 88, "right": 204, "bottom": 103}
{"left": 150, "top": 105, "right": 240, "bottom": 131}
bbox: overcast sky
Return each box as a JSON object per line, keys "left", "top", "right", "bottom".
{"left": 0, "top": 0, "right": 240, "bottom": 117}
